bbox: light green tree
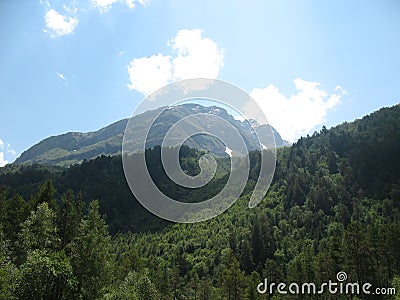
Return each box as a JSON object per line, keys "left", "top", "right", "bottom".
{"left": 70, "top": 200, "right": 114, "bottom": 299}
{"left": 103, "top": 271, "right": 159, "bottom": 300}
{"left": 18, "top": 202, "right": 60, "bottom": 257}
{"left": 17, "top": 249, "right": 77, "bottom": 299}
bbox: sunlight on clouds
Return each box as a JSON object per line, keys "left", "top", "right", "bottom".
{"left": 249, "top": 79, "right": 345, "bottom": 143}
{"left": 127, "top": 54, "right": 172, "bottom": 96}
{"left": 127, "top": 29, "right": 224, "bottom": 95}
{"left": 171, "top": 29, "right": 224, "bottom": 80}
{"left": 44, "top": 8, "right": 79, "bottom": 38}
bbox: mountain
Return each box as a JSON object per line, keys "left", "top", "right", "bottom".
{"left": 1, "top": 104, "right": 400, "bottom": 299}
{"left": 3, "top": 103, "right": 399, "bottom": 233}
{"left": 14, "top": 104, "right": 290, "bottom": 166}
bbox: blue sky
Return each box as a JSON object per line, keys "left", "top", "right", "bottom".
{"left": 1, "top": 0, "right": 399, "bottom": 165}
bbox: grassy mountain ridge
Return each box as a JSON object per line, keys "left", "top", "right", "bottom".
{"left": 15, "top": 104, "right": 290, "bottom": 166}
{"left": 14, "top": 119, "right": 128, "bottom": 166}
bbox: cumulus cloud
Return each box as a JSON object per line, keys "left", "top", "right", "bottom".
{"left": 44, "top": 8, "right": 79, "bottom": 38}
{"left": 127, "top": 54, "right": 172, "bottom": 96}
{"left": 127, "top": 29, "right": 224, "bottom": 95}
{"left": 170, "top": 29, "right": 224, "bottom": 80}
{"left": 249, "top": 79, "right": 345, "bottom": 143}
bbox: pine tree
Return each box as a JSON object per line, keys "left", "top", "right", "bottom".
{"left": 58, "top": 190, "right": 83, "bottom": 248}
{"left": 222, "top": 249, "right": 245, "bottom": 300}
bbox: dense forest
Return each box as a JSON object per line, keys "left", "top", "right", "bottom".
{"left": 0, "top": 104, "right": 400, "bottom": 299}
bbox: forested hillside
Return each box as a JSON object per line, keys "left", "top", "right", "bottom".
{"left": 0, "top": 104, "right": 399, "bottom": 299}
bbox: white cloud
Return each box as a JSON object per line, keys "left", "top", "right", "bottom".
{"left": 92, "top": 0, "right": 149, "bottom": 12}
{"left": 61, "top": 0, "right": 81, "bottom": 14}
{"left": 249, "top": 79, "right": 345, "bottom": 143}
{"left": 127, "top": 54, "right": 172, "bottom": 96}
{"left": 57, "top": 72, "right": 66, "bottom": 81}
{"left": 127, "top": 29, "right": 224, "bottom": 95}
{"left": 7, "top": 149, "right": 17, "bottom": 157}
{"left": 171, "top": 29, "right": 224, "bottom": 80}
{"left": 44, "top": 8, "right": 79, "bottom": 38}
{"left": 0, "top": 139, "right": 17, "bottom": 167}
{"left": 91, "top": 0, "right": 118, "bottom": 12}
{"left": 0, "top": 152, "right": 7, "bottom": 167}
{"left": 42, "top": 0, "right": 148, "bottom": 37}
{"left": 136, "top": 0, "right": 149, "bottom": 6}
{"left": 335, "top": 85, "right": 347, "bottom": 94}
{"left": 40, "top": 0, "right": 51, "bottom": 9}
{"left": 125, "top": 0, "right": 135, "bottom": 8}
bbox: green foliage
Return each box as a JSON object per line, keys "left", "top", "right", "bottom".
{"left": 103, "top": 271, "right": 159, "bottom": 300}
{"left": 391, "top": 276, "right": 400, "bottom": 300}
{"left": 16, "top": 249, "right": 77, "bottom": 300}
{"left": 31, "top": 180, "right": 57, "bottom": 211}
{"left": 0, "top": 104, "right": 399, "bottom": 299}
{"left": 0, "top": 192, "right": 30, "bottom": 246}
{"left": 69, "top": 200, "right": 113, "bottom": 299}
{"left": 57, "top": 190, "right": 83, "bottom": 248}
{"left": 222, "top": 249, "right": 246, "bottom": 300}
{"left": 0, "top": 228, "right": 18, "bottom": 299}
{"left": 18, "top": 202, "right": 60, "bottom": 256}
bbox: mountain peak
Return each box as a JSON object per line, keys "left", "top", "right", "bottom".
{"left": 15, "top": 104, "right": 289, "bottom": 166}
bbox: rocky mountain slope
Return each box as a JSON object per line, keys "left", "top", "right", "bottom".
{"left": 15, "top": 104, "right": 290, "bottom": 166}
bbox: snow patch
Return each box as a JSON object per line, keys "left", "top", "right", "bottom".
{"left": 225, "top": 147, "right": 232, "bottom": 157}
